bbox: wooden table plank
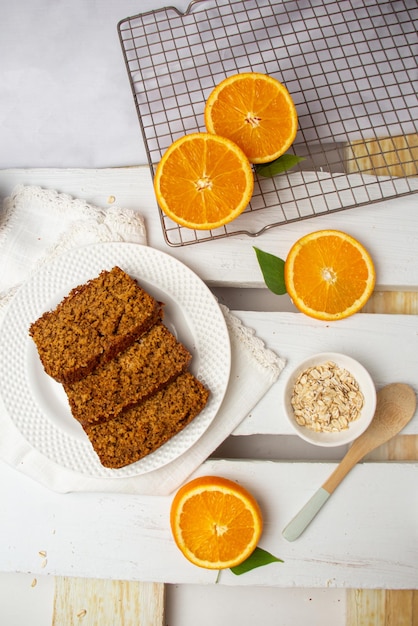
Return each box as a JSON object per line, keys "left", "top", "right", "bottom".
{"left": 232, "top": 311, "right": 418, "bottom": 436}
{"left": 1, "top": 458, "right": 416, "bottom": 588}
{"left": 0, "top": 168, "right": 417, "bottom": 291}
{"left": 52, "top": 578, "right": 165, "bottom": 626}
{"left": 363, "top": 291, "right": 418, "bottom": 316}
{"left": 346, "top": 589, "right": 418, "bottom": 626}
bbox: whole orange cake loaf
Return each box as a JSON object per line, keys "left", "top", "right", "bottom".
{"left": 63, "top": 322, "right": 192, "bottom": 426}
{"left": 83, "top": 371, "right": 209, "bottom": 468}
{"left": 29, "top": 266, "right": 162, "bottom": 383}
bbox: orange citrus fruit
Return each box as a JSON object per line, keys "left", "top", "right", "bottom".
{"left": 153, "top": 132, "right": 254, "bottom": 230}
{"left": 284, "top": 230, "right": 376, "bottom": 321}
{"left": 170, "top": 475, "right": 263, "bottom": 569}
{"left": 204, "top": 72, "right": 298, "bottom": 164}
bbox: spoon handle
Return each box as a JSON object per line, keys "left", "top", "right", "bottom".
{"left": 282, "top": 447, "right": 365, "bottom": 541}
{"left": 282, "top": 487, "right": 330, "bottom": 542}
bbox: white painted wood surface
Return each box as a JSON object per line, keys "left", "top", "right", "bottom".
{"left": 0, "top": 167, "right": 417, "bottom": 290}
{"left": 1, "top": 458, "right": 416, "bottom": 589}
{"left": 0, "top": 166, "right": 417, "bottom": 607}
{"left": 232, "top": 311, "right": 418, "bottom": 436}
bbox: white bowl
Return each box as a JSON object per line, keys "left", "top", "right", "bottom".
{"left": 283, "top": 352, "right": 377, "bottom": 447}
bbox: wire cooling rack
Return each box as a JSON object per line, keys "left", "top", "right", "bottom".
{"left": 118, "top": 0, "right": 418, "bottom": 246}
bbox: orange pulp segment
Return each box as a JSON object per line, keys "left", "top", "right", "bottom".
{"left": 204, "top": 72, "right": 298, "bottom": 164}
{"left": 170, "top": 475, "right": 263, "bottom": 569}
{"left": 284, "top": 230, "right": 376, "bottom": 321}
{"left": 153, "top": 132, "right": 254, "bottom": 230}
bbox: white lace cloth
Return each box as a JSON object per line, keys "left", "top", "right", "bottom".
{"left": 0, "top": 185, "right": 147, "bottom": 311}
{"left": 0, "top": 185, "right": 285, "bottom": 494}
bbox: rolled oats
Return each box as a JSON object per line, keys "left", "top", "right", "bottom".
{"left": 290, "top": 361, "right": 364, "bottom": 433}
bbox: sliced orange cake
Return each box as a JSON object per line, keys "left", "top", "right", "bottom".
{"left": 83, "top": 371, "right": 209, "bottom": 468}
{"left": 29, "top": 266, "right": 162, "bottom": 383}
{"left": 63, "top": 322, "right": 192, "bottom": 426}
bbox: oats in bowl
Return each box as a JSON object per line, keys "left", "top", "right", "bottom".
{"left": 283, "top": 352, "right": 376, "bottom": 447}
{"left": 291, "top": 360, "right": 364, "bottom": 433}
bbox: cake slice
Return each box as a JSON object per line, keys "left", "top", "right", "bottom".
{"left": 83, "top": 371, "right": 209, "bottom": 468}
{"left": 29, "top": 266, "right": 162, "bottom": 383}
{"left": 64, "top": 322, "right": 192, "bottom": 425}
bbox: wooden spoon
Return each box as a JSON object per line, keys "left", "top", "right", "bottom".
{"left": 282, "top": 383, "right": 417, "bottom": 541}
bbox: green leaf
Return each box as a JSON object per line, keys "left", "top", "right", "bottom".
{"left": 254, "top": 247, "right": 287, "bottom": 295}
{"left": 254, "top": 153, "right": 304, "bottom": 178}
{"left": 230, "top": 547, "right": 284, "bottom": 576}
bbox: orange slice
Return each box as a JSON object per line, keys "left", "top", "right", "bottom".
{"left": 170, "top": 475, "right": 263, "bottom": 569}
{"left": 284, "top": 230, "right": 376, "bottom": 321}
{"left": 153, "top": 132, "right": 254, "bottom": 230}
{"left": 204, "top": 72, "right": 298, "bottom": 164}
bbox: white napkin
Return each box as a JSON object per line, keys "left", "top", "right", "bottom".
{"left": 0, "top": 185, "right": 285, "bottom": 495}
{"left": 0, "top": 185, "right": 147, "bottom": 311}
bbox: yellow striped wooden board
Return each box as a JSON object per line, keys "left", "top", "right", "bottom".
{"left": 346, "top": 134, "right": 418, "bottom": 178}
{"left": 52, "top": 578, "right": 165, "bottom": 626}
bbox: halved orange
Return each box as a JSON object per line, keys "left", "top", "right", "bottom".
{"left": 153, "top": 132, "right": 254, "bottom": 230}
{"left": 170, "top": 475, "right": 263, "bottom": 570}
{"left": 284, "top": 230, "right": 376, "bottom": 321}
{"left": 204, "top": 72, "right": 298, "bottom": 164}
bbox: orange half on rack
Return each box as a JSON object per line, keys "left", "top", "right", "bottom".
{"left": 153, "top": 132, "right": 254, "bottom": 230}
{"left": 204, "top": 72, "right": 298, "bottom": 164}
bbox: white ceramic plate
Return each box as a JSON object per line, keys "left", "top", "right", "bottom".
{"left": 0, "top": 243, "right": 231, "bottom": 478}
